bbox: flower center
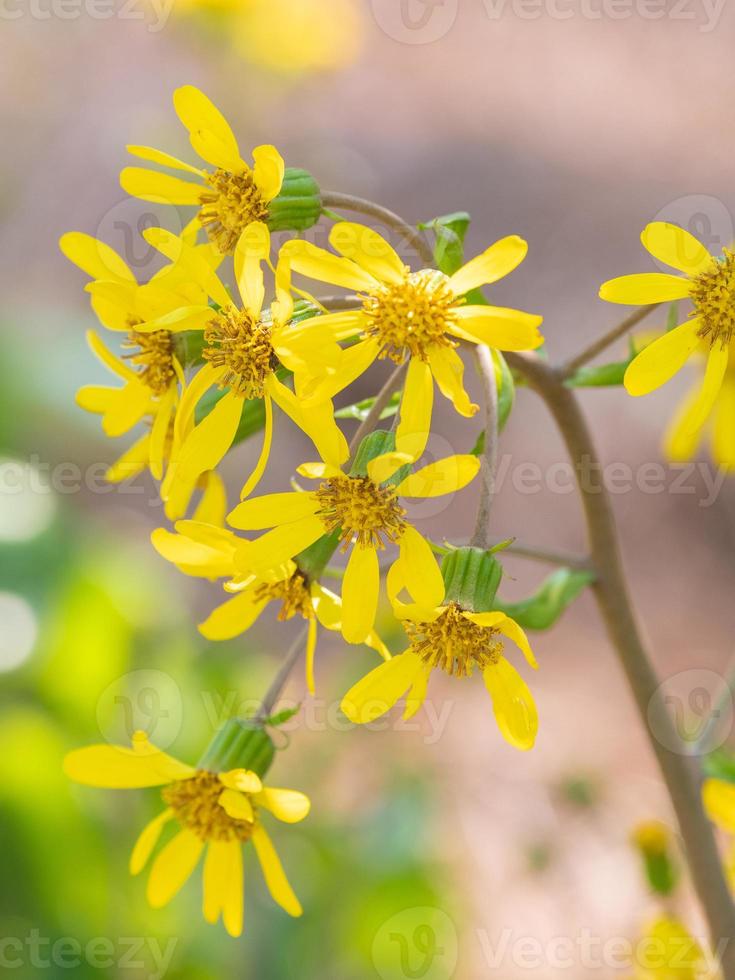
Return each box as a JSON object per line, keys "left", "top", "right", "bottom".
{"left": 361, "top": 269, "right": 461, "bottom": 362}
{"left": 161, "top": 771, "right": 255, "bottom": 842}
{"left": 198, "top": 169, "right": 269, "bottom": 254}
{"left": 253, "top": 570, "right": 313, "bottom": 621}
{"left": 406, "top": 603, "right": 503, "bottom": 678}
{"left": 691, "top": 249, "right": 735, "bottom": 348}
{"left": 203, "top": 308, "right": 276, "bottom": 398}
{"left": 123, "top": 329, "right": 176, "bottom": 396}
{"left": 315, "top": 475, "right": 407, "bottom": 550}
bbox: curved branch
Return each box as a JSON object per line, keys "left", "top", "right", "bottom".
{"left": 321, "top": 192, "right": 435, "bottom": 266}
{"left": 470, "top": 345, "right": 499, "bottom": 550}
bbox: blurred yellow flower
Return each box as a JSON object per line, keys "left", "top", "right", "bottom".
{"left": 64, "top": 731, "right": 308, "bottom": 937}
{"left": 632, "top": 917, "right": 712, "bottom": 979}
{"left": 600, "top": 222, "right": 735, "bottom": 437}
{"left": 121, "top": 85, "right": 284, "bottom": 255}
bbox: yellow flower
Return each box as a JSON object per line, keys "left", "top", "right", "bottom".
{"left": 665, "top": 340, "right": 735, "bottom": 471}
{"left": 341, "top": 561, "right": 538, "bottom": 749}
{"left": 632, "top": 917, "right": 712, "bottom": 979}
{"left": 281, "top": 223, "right": 544, "bottom": 459}
{"left": 226, "top": 450, "right": 481, "bottom": 644}
{"left": 151, "top": 521, "right": 389, "bottom": 693}
{"left": 137, "top": 222, "right": 348, "bottom": 519}
{"left": 600, "top": 222, "right": 735, "bottom": 436}
{"left": 64, "top": 731, "right": 308, "bottom": 937}
{"left": 120, "top": 85, "right": 285, "bottom": 255}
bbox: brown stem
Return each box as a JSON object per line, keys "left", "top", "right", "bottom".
{"left": 470, "top": 345, "right": 499, "bottom": 550}
{"left": 256, "top": 627, "right": 308, "bottom": 721}
{"left": 560, "top": 304, "right": 660, "bottom": 378}
{"left": 321, "top": 192, "right": 435, "bottom": 266}
{"left": 503, "top": 542, "right": 593, "bottom": 571}
{"left": 348, "top": 360, "right": 407, "bottom": 463}
{"left": 506, "top": 350, "right": 735, "bottom": 974}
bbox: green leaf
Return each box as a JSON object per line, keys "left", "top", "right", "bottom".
{"left": 418, "top": 212, "right": 471, "bottom": 276}
{"left": 495, "top": 567, "right": 594, "bottom": 630}
{"left": 565, "top": 360, "right": 630, "bottom": 388}
{"left": 495, "top": 350, "right": 515, "bottom": 430}
{"left": 643, "top": 851, "right": 678, "bottom": 897}
{"left": 703, "top": 749, "right": 735, "bottom": 784}
{"left": 335, "top": 391, "right": 400, "bottom": 422}
{"left": 262, "top": 705, "right": 302, "bottom": 727}
{"left": 470, "top": 429, "right": 485, "bottom": 457}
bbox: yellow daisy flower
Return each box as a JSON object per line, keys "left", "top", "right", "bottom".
{"left": 341, "top": 560, "right": 538, "bottom": 750}
{"left": 137, "top": 222, "right": 348, "bottom": 519}
{"left": 121, "top": 85, "right": 285, "bottom": 255}
{"left": 64, "top": 730, "right": 308, "bottom": 938}
{"left": 150, "top": 520, "right": 389, "bottom": 693}
{"left": 632, "top": 917, "right": 711, "bottom": 979}
{"left": 281, "top": 223, "right": 544, "bottom": 458}
{"left": 226, "top": 448, "right": 481, "bottom": 644}
{"left": 600, "top": 222, "right": 735, "bottom": 435}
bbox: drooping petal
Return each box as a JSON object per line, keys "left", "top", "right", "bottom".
{"left": 106, "top": 434, "right": 151, "bottom": 483}
{"left": 395, "top": 455, "right": 480, "bottom": 498}
{"left": 218, "top": 788, "right": 255, "bottom": 822}
{"left": 130, "top": 809, "right": 174, "bottom": 875}
{"left": 151, "top": 526, "right": 238, "bottom": 579}
{"left": 329, "top": 222, "right": 406, "bottom": 285}
{"left": 341, "top": 545, "right": 380, "bottom": 643}
{"left": 624, "top": 319, "right": 702, "bottom": 396}
{"left": 299, "top": 338, "right": 380, "bottom": 404}
{"left": 599, "top": 273, "right": 691, "bottom": 305}
{"left": 234, "top": 221, "right": 269, "bottom": 317}
{"left": 702, "top": 778, "right": 735, "bottom": 832}
{"left": 452, "top": 306, "right": 544, "bottom": 351}
{"left": 251, "top": 825, "right": 302, "bottom": 916}
{"left": 143, "top": 227, "right": 232, "bottom": 309}
{"left": 396, "top": 357, "right": 433, "bottom": 461}
{"left": 253, "top": 788, "right": 311, "bottom": 823}
{"left": 341, "top": 650, "right": 426, "bottom": 724}
{"left": 398, "top": 527, "right": 445, "bottom": 609}
{"left": 64, "top": 734, "right": 195, "bottom": 788}
{"left": 146, "top": 828, "right": 204, "bottom": 909}
{"left": 173, "top": 84, "right": 244, "bottom": 172}
{"left": 447, "top": 235, "right": 528, "bottom": 295}
{"left": 86, "top": 329, "right": 137, "bottom": 381}
{"left": 682, "top": 344, "right": 729, "bottom": 434}
{"left": 483, "top": 658, "right": 538, "bottom": 751}
{"left": 426, "top": 345, "right": 478, "bottom": 418}
{"left": 59, "top": 232, "right": 134, "bottom": 282}
{"left": 282, "top": 239, "right": 380, "bottom": 293}
{"left": 193, "top": 470, "right": 228, "bottom": 527}
{"left": 713, "top": 374, "right": 735, "bottom": 471}
{"left": 235, "top": 516, "right": 325, "bottom": 576}
{"left": 267, "top": 375, "right": 349, "bottom": 468}
{"left": 252, "top": 144, "right": 285, "bottom": 201}
{"left": 203, "top": 839, "right": 244, "bottom": 938}
{"left": 463, "top": 611, "right": 537, "bottom": 668}
{"left": 403, "top": 664, "right": 432, "bottom": 720}
{"left": 664, "top": 385, "right": 707, "bottom": 463}
{"left": 228, "top": 491, "right": 320, "bottom": 530}
{"left": 200, "top": 590, "right": 268, "bottom": 640}
{"left": 126, "top": 144, "right": 205, "bottom": 176}
{"left": 240, "top": 393, "right": 273, "bottom": 500}
{"left": 305, "top": 615, "right": 318, "bottom": 695}
{"left": 640, "top": 222, "right": 713, "bottom": 277}
{"left": 149, "top": 382, "right": 177, "bottom": 481}
{"left": 120, "top": 168, "right": 204, "bottom": 205}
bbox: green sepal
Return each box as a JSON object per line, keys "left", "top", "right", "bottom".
{"left": 418, "top": 211, "right": 471, "bottom": 275}
{"left": 266, "top": 167, "right": 322, "bottom": 233}
{"left": 260, "top": 705, "right": 301, "bottom": 728}
{"left": 494, "top": 567, "right": 594, "bottom": 630}
{"left": 440, "top": 547, "right": 503, "bottom": 613}
{"left": 197, "top": 718, "right": 275, "bottom": 777}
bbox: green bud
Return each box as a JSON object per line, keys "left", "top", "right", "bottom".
{"left": 632, "top": 821, "right": 679, "bottom": 897}
{"left": 267, "top": 167, "right": 322, "bottom": 233}
{"left": 441, "top": 546, "right": 503, "bottom": 613}
{"left": 197, "top": 718, "right": 275, "bottom": 777}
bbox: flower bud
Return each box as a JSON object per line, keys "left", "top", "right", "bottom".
{"left": 441, "top": 546, "right": 503, "bottom": 612}
{"left": 266, "top": 167, "right": 322, "bottom": 233}
{"left": 197, "top": 718, "right": 276, "bottom": 777}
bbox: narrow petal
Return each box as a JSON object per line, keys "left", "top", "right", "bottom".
{"left": 282, "top": 239, "right": 380, "bottom": 293}
{"left": 452, "top": 306, "right": 544, "bottom": 351}
{"left": 483, "top": 659, "right": 538, "bottom": 751}
{"left": 299, "top": 338, "right": 380, "bottom": 404}
{"left": 251, "top": 825, "right": 302, "bottom": 916}
{"left": 126, "top": 144, "right": 204, "bottom": 176}
{"left": 403, "top": 664, "right": 432, "bottom": 720}
{"left": 341, "top": 651, "right": 425, "bottom": 724}
{"left": 143, "top": 227, "right": 232, "bottom": 309}
{"left": 427, "top": 345, "right": 478, "bottom": 417}
{"left": 193, "top": 470, "right": 228, "bottom": 527}
{"left": 234, "top": 221, "right": 269, "bottom": 317}
{"left": 683, "top": 344, "right": 729, "bottom": 434}
{"left": 296, "top": 461, "right": 343, "bottom": 480}
{"left": 599, "top": 273, "right": 691, "bottom": 305}
{"left": 130, "top": 809, "right": 174, "bottom": 875}
{"left": 462, "top": 611, "right": 537, "bottom": 667}
{"left": 228, "top": 491, "right": 319, "bottom": 530}
{"left": 329, "top": 222, "right": 406, "bottom": 285}
{"left": 624, "top": 319, "right": 702, "bottom": 396}
{"left": 448, "top": 235, "right": 528, "bottom": 295}
{"left": 64, "top": 736, "right": 194, "bottom": 788}
{"left": 396, "top": 455, "right": 480, "bottom": 498}
{"left": 396, "top": 357, "right": 433, "bottom": 461}
{"left": 253, "top": 788, "right": 311, "bottom": 823}
{"left": 218, "top": 788, "right": 255, "bottom": 822}
{"left": 120, "top": 167, "right": 204, "bottom": 205}
{"left": 59, "top": 232, "right": 134, "bottom": 282}
{"left": 149, "top": 383, "right": 177, "bottom": 481}
{"left": 267, "top": 375, "right": 349, "bottom": 468}
{"left": 240, "top": 393, "right": 273, "bottom": 500}
{"left": 173, "top": 85, "right": 243, "bottom": 172}
{"left": 235, "top": 516, "right": 325, "bottom": 576}
{"left": 398, "top": 527, "right": 445, "bottom": 609}
{"left": 341, "top": 545, "right": 379, "bottom": 643}
{"left": 86, "top": 329, "right": 137, "bottom": 381}
{"left": 641, "top": 222, "right": 713, "bottom": 277}
{"left": 713, "top": 374, "right": 735, "bottom": 471}
{"left": 252, "top": 144, "right": 285, "bottom": 201}
{"left": 146, "top": 828, "right": 204, "bottom": 909}
{"left": 702, "top": 778, "right": 735, "bottom": 832}
{"left": 664, "top": 385, "right": 707, "bottom": 463}
{"left": 200, "top": 591, "right": 268, "bottom": 641}
{"left": 305, "top": 615, "right": 318, "bottom": 695}
{"left": 203, "top": 840, "right": 243, "bottom": 937}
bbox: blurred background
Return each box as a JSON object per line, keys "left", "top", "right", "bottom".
{"left": 2, "top": 0, "right": 735, "bottom": 976}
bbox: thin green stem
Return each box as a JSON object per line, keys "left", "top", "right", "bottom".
{"left": 470, "top": 345, "right": 499, "bottom": 550}
{"left": 560, "top": 304, "right": 660, "bottom": 378}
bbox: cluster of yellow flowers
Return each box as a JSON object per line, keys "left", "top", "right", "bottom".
{"left": 62, "top": 85, "right": 735, "bottom": 937}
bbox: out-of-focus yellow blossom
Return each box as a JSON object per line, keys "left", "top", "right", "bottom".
{"left": 151, "top": 521, "right": 389, "bottom": 693}
{"left": 137, "top": 222, "right": 347, "bottom": 518}
{"left": 64, "top": 731, "right": 308, "bottom": 937}
{"left": 227, "top": 449, "right": 480, "bottom": 645}
{"left": 631, "top": 917, "right": 714, "bottom": 979}
{"left": 600, "top": 222, "right": 735, "bottom": 437}
{"left": 341, "top": 561, "right": 538, "bottom": 750}
{"left": 121, "top": 85, "right": 284, "bottom": 255}
{"left": 282, "top": 223, "right": 543, "bottom": 460}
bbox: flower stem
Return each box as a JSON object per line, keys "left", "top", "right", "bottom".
{"left": 506, "top": 350, "right": 735, "bottom": 975}
{"left": 503, "top": 542, "right": 593, "bottom": 570}
{"left": 256, "top": 627, "right": 309, "bottom": 722}
{"left": 470, "top": 345, "right": 499, "bottom": 550}
{"left": 348, "top": 360, "right": 407, "bottom": 463}
{"left": 321, "top": 191, "right": 435, "bottom": 265}
{"left": 560, "top": 304, "right": 660, "bottom": 378}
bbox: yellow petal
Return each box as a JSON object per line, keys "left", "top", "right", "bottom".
{"left": 194, "top": 470, "right": 228, "bottom": 527}
{"left": 713, "top": 375, "right": 735, "bottom": 471}
{"left": 305, "top": 615, "right": 318, "bottom": 695}
{"left": 398, "top": 527, "right": 445, "bottom": 609}
{"left": 702, "top": 778, "right": 735, "bottom": 831}
{"left": 64, "top": 735, "right": 194, "bottom": 788}
{"left": 599, "top": 273, "right": 691, "bottom": 305}
{"left": 341, "top": 651, "right": 425, "bottom": 724}
{"left": 149, "top": 382, "right": 177, "bottom": 482}
{"left": 299, "top": 338, "right": 380, "bottom": 404}
{"left": 203, "top": 839, "right": 244, "bottom": 937}
{"left": 234, "top": 221, "right": 269, "bottom": 316}
{"left": 126, "top": 144, "right": 204, "bottom": 176}
{"left": 85, "top": 329, "right": 136, "bottom": 381}
{"left": 462, "top": 611, "right": 537, "bottom": 668}
{"left": 282, "top": 239, "right": 380, "bottom": 293}
{"left": 640, "top": 222, "right": 713, "bottom": 277}
{"left": 146, "top": 828, "right": 204, "bottom": 909}
{"left": 200, "top": 590, "right": 268, "bottom": 640}
{"left": 366, "top": 451, "right": 414, "bottom": 485}
{"left": 218, "top": 787, "right": 255, "bottom": 822}
{"left": 59, "top": 232, "right": 134, "bottom": 282}
{"left": 296, "top": 461, "right": 343, "bottom": 480}
{"left": 143, "top": 227, "right": 231, "bottom": 309}
{"left": 294, "top": 308, "right": 365, "bottom": 342}
{"left": 267, "top": 375, "right": 349, "bottom": 468}
{"left": 483, "top": 658, "right": 538, "bottom": 751}
{"left": 253, "top": 788, "right": 311, "bottom": 823}
{"left": 341, "top": 544, "right": 379, "bottom": 643}
{"left": 403, "top": 664, "right": 431, "bottom": 720}
{"left": 252, "top": 144, "right": 285, "bottom": 202}
{"left": 396, "top": 356, "right": 433, "bottom": 461}
{"left": 235, "top": 516, "right": 325, "bottom": 576}
{"left": 396, "top": 454, "right": 480, "bottom": 498}
{"left": 151, "top": 526, "right": 238, "bottom": 579}
{"left": 229, "top": 491, "right": 319, "bottom": 530}
{"left": 106, "top": 434, "right": 151, "bottom": 483}
{"left": 452, "top": 306, "right": 544, "bottom": 351}
{"left": 664, "top": 385, "right": 707, "bottom": 463}
{"left": 448, "top": 235, "right": 528, "bottom": 295}
{"left": 172, "top": 362, "right": 221, "bottom": 448}
{"left": 426, "top": 345, "right": 478, "bottom": 418}
{"left": 251, "top": 824, "right": 302, "bottom": 917}
{"left": 240, "top": 393, "right": 273, "bottom": 500}
{"left": 173, "top": 85, "right": 243, "bottom": 172}
{"left": 329, "top": 221, "right": 406, "bottom": 285}
{"left": 120, "top": 167, "right": 203, "bottom": 205}
{"left": 130, "top": 809, "right": 174, "bottom": 875}
{"left": 682, "top": 344, "right": 729, "bottom": 433}
{"left": 624, "top": 319, "right": 702, "bottom": 396}
{"left": 219, "top": 768, "right": 263, "bottom": 793}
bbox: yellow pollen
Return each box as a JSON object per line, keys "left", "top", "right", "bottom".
{"left": 203, "top": 308, "right": 276, "bottom": 398}
{"left": 315, "top": 475, "right": 407, "bottom": 550}
{"left": 691, "top": 249, "right": 735, "bottom": 348}
{"left": 198, "top": 169, "right": 269, "bottom": 254}
{"left": 361, "top": 269, "right": 462, "bottom": 362}
{"left": 161, "top": 771, "right": 255, "bottom": 843}
{"left": 254, "top": 570, "right": 313, "bottom": 621}
{"left": 406, "top": 604, "right": 503, "bottom": 678}
{"left": 123, "top": 329, "right": 176, "bottom": 395}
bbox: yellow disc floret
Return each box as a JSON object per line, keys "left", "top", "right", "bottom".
{"left": 162, "top": 771, "right": 255, "bottom": 843}
{"left": 123, "top": 329, "right": 176, "bottom": 395}
{"left": 254, "top": 570, "right": 313, "bottom": 621}
{"left": 361, "top": 269, "right": 461, "bottom": 362}
{"left": 691, "top": 248, "right": 735, "bottom": 348}
{"left": 315, "top": 475, "right": 407, "bottom": 550}
{"left": 199, "top": 169, "right": 269, "bottom": 254}
{"left": 406, "top": 604, "right": 503, "bottom": 678}
{"left": 203, "top": 308, "right": 276, "bottom": 398}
